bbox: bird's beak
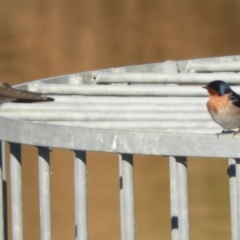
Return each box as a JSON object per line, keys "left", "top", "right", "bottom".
{"left": 202, "top": 86, "right": 207, "bottom": 89}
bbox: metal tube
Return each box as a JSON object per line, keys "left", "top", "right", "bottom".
{"left": 42, "top": 122, "right": 221, "bottom": 133}
{"left": 228, "top": 158, "right": 238, "bottom": 240}
{"left": 0, "top": 141, "right": 7, "bottom": 240}
{"left": 38, "top": 147, "right": 52, "bottom": 240}
{"left": 186, "top": 61, "right": 240, "bottom": 72}
{"left": 43, "top": 121, "right": 219, "bottom": 129}
{"left": 33, "top": 96, "right": 206, "bottom": 104}
{"left": 235, "top": 158, "right": 240, "bottom": 239}
{"left": 0, "top": 112, "right": 211, "bottom": 121}
{"left": 0, "top": 103, "right": 206, "bottom": 112}
{"left": 169, "top": 156, "right": 179, "bottom": 240}
{"left": 165, "top": 61, "right": 188, "bottom": 240}
{"left": 119, "top": 157, "right": 125, "bottom": 239}
{"left": 10, "top": 143, "right": 23, "bottom": 240}
{"left": 94, "top": 72, "right": 240, "bottom": 83}
{"left": 0, "top": 142, "right": 4, "bottom": 240}
{"left": 119, "top": 154, "right": 135, "bottom": 240}
{"left": 28, "top": 83, "right": 219, "bottom": 96}
{"left": 176, "top": 157, "right": 189, "bottom": 240}
{"left": 74, "top": 151, "right": 88, "bottom": 240}
{"left": 0, "top": 116, "right": 239, "bottom": 157}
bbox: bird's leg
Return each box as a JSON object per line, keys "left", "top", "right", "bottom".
{"left": 216, "top": 128, "right": 225, "bottom": 138}
{"left": 232, "top": 128, "right": 240, "bottom": 138}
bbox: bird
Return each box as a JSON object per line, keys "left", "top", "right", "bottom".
{"left": 203, "top": 80, "right": 240, "bottom": 136}
{"left": 0, "top": 81, "right": 54, "bottom": 103}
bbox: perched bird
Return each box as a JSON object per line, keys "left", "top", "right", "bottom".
{"left": 203, "top": 80, "right": 240, "bottom": 136}
{"left": 0, "top": 82, "right": 54, "bottom": 103}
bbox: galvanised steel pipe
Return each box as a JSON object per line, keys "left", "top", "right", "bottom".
{"left": 0, "top": 112, "right": 212, "bottom": 121}
{"left": 30, "top": 96, "right": 206, "bottom": 104}
{"left": 94, "top": 72, "right": 240, "bottom": 83}
{"left": 0, "top": 104, "right": 207, "bottom": 112}
{"left": 27, "top": 83, "right": 216, "bottom": 96}
{"left": 186, "top": 61, "right": 240, "bottom": 72}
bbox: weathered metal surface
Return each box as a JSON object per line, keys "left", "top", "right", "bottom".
{"left": 0, "top": 117, "right": 238, "bottom": 157}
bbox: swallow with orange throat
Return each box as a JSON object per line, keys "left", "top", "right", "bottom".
{"left": 203, "top": 80, "right": 240, "bottom": 136}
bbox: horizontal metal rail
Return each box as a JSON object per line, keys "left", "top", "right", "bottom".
{"left": 186, "top": 61, "right": 240, "bottom": 72}
{"left": 28, "top": 83, "right": 240, "bottom": 96}
{"left": 94, "top": 72, "right": 240, "bottom": 83}
{"left": 0, "top": 117, "right": 237, "bottom": 158}
{"left": 0, "top": 112, "right": 212, "bottom": 121}
{"left": 41, "top": 120, "right": 219, "bottom": 129}
{"left": 35, "top": 125, "right": 220, "bottom": 138}
{"left": 37, "top": 121, "right": 221, "bottom": 133}
{"left": 21, "top": 96, "right": 206, "bottom": 104}
{"left": 0, "top": 103, "right": 207, "bottom": 112}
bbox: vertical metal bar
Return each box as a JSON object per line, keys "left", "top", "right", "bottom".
{"left": 0, "top": 142, "right": 4, "bottom": 240}
{"left": 0, "top": 141, "right": 7, "bottom": 240}
{"left": 169, "top": 156, "right": 179, "bottom": 240}
{"left": 235, "top": 158, "right": 240, "bottom": 239}
{"left": 74, "top": 151, "right": 88, "bottom": 240}
{"left": 119, "top": 153, "right": 135, "bottom": 240}
{"left": 38, "top": 147, "right": 52, "bottom": 240}
{"left": 119, "top": 157, "right": 125, "bottom": 239}
{"left": 176, "top": 157, "right": 189, "bottom": 240}
{"left": 164, "top": 61, "right": 181, "bottom": 240}
{"left": 10, "top": 143, "right": 23, "bottom": 240}
{"left": 228, "top": 158, "right": 238, "bottom": 240}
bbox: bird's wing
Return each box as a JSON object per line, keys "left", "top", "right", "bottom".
{"left": 229, "top": 91, "right": 240, "bottom": 108}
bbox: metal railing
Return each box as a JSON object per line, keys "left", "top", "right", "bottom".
{"left": 1, "top": 55, "right": 240, "bottom": 240}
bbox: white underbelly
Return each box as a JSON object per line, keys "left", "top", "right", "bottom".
{"left": 210, "top": 109, "right": 240, "bottom": 129}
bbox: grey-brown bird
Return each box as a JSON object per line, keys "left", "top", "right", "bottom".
{"left": 0, "top": 82, "right": 54, "bottom": 103}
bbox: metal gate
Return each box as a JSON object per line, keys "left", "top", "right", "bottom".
{"left": 0, "top": 55, "right": 240, "bottom": 240}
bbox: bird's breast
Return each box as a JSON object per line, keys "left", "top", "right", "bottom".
{"left": 207, "top": 94, "right": 230, "bottom": 115}
{"left": 207, "top": 93, "right": 240, "bottom": 129}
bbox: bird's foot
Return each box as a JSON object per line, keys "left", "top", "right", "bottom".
{"left": 232, "top": 128, "right": 240, "bottom": 138}
{"left": 216, "top": 128, "right": 225, "bottom": 138}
